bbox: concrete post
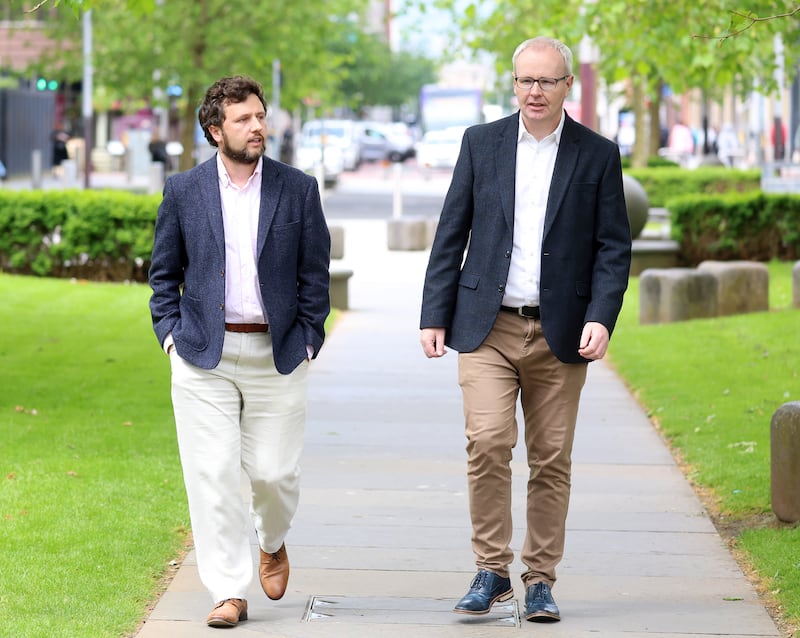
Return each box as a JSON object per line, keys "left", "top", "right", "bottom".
{"left": 62, "top": 160, "right": 78, "bottom": 187}
{"left": 31, "top": 149, "right": 42, "bottom": 189}
{"left": 392, "top": 162, "right": 403, "bottom": 219}
{"left": 148, "top": 162, "right": 165, "bottom": 195}
{"left": 771, "top": 401, "right": 800, "bottom": 523}
{"left": 793, "top": 261, "right": 800, "bottom": 309}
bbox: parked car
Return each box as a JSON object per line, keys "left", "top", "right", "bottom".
{"left": 415, "top": 126, "right": 465, "bottom": 170}
{"left": 358, "top": 122, "right": 416, "bottom": 163}
{"left": 294, "top": 136, "right": 344, "bottom": 187}
{"left": 298, "top": 119, "right": 361, "bottom": 171}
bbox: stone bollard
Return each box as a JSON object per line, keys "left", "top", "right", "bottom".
{"left": 639, "top": 268, "right": 718, "bottom": 324}
{"left": 148, "top": 162, "right": 165, "bottom": 195}
{"left": 329, "top": 225, "right": 345, "bottom": 260}
{"left": 793, "top": 261, "right": 800, "bottom": 309}
{"left": 622, "top": 173, "right": 649, "bottom": 239}
{"left": 771, "top": 402, "right": 800, "bottom": 523}
{"left": 697, "top": 260, "right": 769, "bottom": 316}
{"left": 425, "top": 218, "right": 439, "bottom": 249}
{"left": 387, "top": 217, "right": 429, "bottom": 251}
{"left": 330, "top": 268, "right": 354, "bottom": 310}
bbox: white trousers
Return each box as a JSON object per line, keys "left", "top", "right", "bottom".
{"left": 170, "top": 331, "right": 307, "bottom": 602}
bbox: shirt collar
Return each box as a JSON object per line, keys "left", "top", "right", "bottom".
{"left": 216, "top": 153, "right": 263, "bottom": 189}
{"left": 517, "top": 110, "right": 566, "bottom": 146}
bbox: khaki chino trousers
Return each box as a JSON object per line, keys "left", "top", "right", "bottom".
{"left": 458, "top": 311, "right": 587, "bottom": 587}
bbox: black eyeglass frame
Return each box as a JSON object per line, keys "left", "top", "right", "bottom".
{"left": 513, "top": 75, "right": 570, "bottom": 91}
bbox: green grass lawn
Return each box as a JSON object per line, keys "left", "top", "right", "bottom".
{"left": 0, "top": 275, "right": 188, "bottom": 638}
{"left": 2, "top": 264, "right": 799, "bottom": 636}
{"left": 608, "top": 260, "right": 800, "bottom": 635}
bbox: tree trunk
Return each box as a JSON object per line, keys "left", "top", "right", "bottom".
{"left": 649, "top": 81, "right": 662, "bottom": 158}
{"left": 631, "top": 77, "right": 648, "bottom": 169}
{"left": 179, "top": 98, "right": 195, "bottom": 172}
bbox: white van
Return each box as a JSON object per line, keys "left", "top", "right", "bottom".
{"left": 297, "top": 119, "right": 361, "bottom": 172}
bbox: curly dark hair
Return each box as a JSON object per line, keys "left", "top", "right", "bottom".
{"left": 198, "top": 76, "right": 267, "bottom": 147}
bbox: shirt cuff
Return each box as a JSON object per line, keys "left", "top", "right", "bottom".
{"left": 163, "top": 334, "right": 175, "bottom": 355}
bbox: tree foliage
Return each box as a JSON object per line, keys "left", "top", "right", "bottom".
{"left": 419, "top": 0, "right": 800, "bottom": 167}
{"left": 33, "top": 0, "right": 434, "bottom": 170}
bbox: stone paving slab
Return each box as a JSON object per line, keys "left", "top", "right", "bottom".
{"left": 133, "top": 219, "right": 781, "bottom": 637}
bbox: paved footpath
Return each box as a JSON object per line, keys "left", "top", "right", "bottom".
{"left": 134, "top": 218, "right": 782, "bottom": 637}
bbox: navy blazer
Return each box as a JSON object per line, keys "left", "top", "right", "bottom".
{"left": 420, "top": 112, "right": 631, "bottom": 364}
{"left": 149, "top": 155, "right": 331, "bottom": 374}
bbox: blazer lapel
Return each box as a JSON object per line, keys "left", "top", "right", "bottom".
{"left": 494, "top": 115, "right": 518, "bottom": 232}
{"left": 543, "top": 115, "right": 580, "bottom": 239}
{"left": 197, "top": 157, "right": 225, "bottom": 257}
{"left": 256, "top": 157, "right": 281, "bottom": 258}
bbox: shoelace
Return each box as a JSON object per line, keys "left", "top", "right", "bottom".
{"left": 529, "top": 583, "right": 550, "bottom": 601}
{"left": 470, "top": 571, "right": 489, "bottom": 589}
{"left": 270, "top": 549, "right": 284, "bottom": 561}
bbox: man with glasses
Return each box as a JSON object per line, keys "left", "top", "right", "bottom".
{"left": 420, "top": 37, "right": 631, "bottom": 622}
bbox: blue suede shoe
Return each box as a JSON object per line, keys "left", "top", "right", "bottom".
{"left": 453, "top": 570, "right": 514, "bottom": 615}
{"left": 524, "top": 581, "right": 560, "bottom": 622}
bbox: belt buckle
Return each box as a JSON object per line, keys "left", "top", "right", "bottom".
{"left": 517, "top": 307, "right": 527, "bottom": 317}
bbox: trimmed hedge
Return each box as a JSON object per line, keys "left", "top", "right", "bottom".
{"left": 0, "top": 189, "right": 160, "bottom": 281}
{"left": 667, "top": 191, "right": 800, "bottom": 265}
{"left": 626, "top": 167, "right": 761, "bottom": 208}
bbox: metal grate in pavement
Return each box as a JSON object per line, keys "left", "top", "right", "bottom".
{"left": 304, "top": 595, "right": 520, "bottom": 627}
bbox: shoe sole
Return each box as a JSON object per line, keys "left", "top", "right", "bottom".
{"left": 453, "top": 589, "right": 514, "bottom": 615}
{"left": 525, "top": 610, "right": 560, "bottom": 622}
{"left": 207, "top": 611, "right": 248, "bottom": 627}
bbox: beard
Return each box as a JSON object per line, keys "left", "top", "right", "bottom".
{"left": 219, "top": 133, "right": 265, "bottom": 165}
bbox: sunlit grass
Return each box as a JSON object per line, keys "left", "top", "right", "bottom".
{"left": 609, "top": 260, "right": 800, "bottom": 632}
{"left": 0, "top": 274, "right": 188, "bottom": 637}
{"left": 1, "top": 273, "right": 338, "bottom": 637}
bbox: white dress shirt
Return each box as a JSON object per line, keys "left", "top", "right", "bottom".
{"left": 163, "top": 155, "right": 266, "bottom": 355}
{"left": 217, "top": 154, "right": 267, "bottom": 324}
{"left": 502, "top": 112, "right": 565, "bottom": 308}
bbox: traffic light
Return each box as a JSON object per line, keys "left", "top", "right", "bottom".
{"left": 35, "top": 77, "right": 59, "bottom": 91}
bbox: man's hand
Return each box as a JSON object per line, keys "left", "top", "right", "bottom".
{"left": 578, "top": 321, "right": 610, "bottom": 360}
{"left": 421, "top": 327, "right": 447, "bottom": 358}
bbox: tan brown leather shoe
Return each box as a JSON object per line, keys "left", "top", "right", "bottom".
{"left": 206, "top": 598, "right": 248, "bottom": 627}
{"left": 259, "top": 543, "right": 289, "bottom": 600}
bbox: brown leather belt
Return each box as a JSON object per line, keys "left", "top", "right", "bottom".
{"left": 500, "top": 305, "right": 540, "bottom": 319}
{"left": 225, "top": 323, "right": 269, "bottom": 333}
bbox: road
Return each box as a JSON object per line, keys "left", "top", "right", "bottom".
{"left": 0, "top": 157, "right": 454, "bottom": 222}
{"left": 322, "top": 159, "right": 451, "bottom": 220}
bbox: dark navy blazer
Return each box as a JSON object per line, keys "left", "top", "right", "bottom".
{"left": 149, "top": 155, "right": 331, "bottom": 374}
{"left": 420, "top": 112, "right": 631, "bottom": 364}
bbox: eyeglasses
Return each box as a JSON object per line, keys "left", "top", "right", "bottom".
{"left": 514, "top": 76, "right": 569, "bottom": 92}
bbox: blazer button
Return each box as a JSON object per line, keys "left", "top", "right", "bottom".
{"left": 505, "top": 250, "right": 511, "bottom": 258}
{"left": 219, "top": 303, "right": 224, "bottom": 310}
{"left": 497, "top": 285, "right": 505, "bottom": 293}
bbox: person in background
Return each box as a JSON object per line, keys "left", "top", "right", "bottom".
{"left": 148, "top": 129, "right": 170, "bottom": 170}
{"left": 149, "top": 75, "right": 330, "bottom": 628}
{"left": 51, "top": 124, "right": 69, "bottom": 178}
{"left": 716, "top": 123, "right": 740, "bottom": 168}
{"left": 420, "top": 36, "right": 631, "bottom": 624}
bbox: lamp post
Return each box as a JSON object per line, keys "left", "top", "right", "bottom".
{"left": 82, "top": 9, "right": 93, "bottom": 189}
